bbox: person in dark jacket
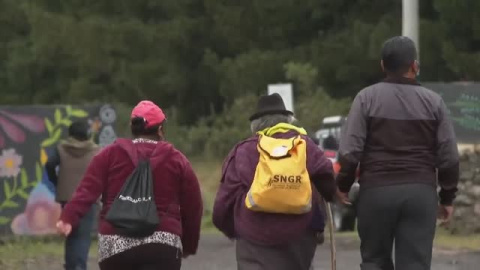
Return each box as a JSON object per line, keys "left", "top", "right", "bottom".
{"left": 46, "top": 121, "right": 100, "bottom": 270}
{"left": 336, "top": 36, "right": 459, "bottom": 270}
{"left": 56, "top": 101, "right": 203, "bottom": 270}
{"left": 213, "top": 93, "right": 336, "bottom": 270}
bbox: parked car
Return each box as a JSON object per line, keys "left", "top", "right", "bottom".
{"left": 314, "top": 116, "right": 359, "bottom": 232}
{"left": 314, "top": 116, "right": 345, "bottom": 150}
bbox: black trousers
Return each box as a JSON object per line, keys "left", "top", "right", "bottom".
{"left": 357, "top": 183, "right": 437, "bottom": 270}
{"left": 99, "top": 243, "right": 181, "bottom": 270}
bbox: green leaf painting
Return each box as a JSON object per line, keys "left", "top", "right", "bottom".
{"left": 54, "top": 109, "right": 62, "bottom": 124}
{"left": 4, "top": 181, "right": 12, "bottom": 198}
{"left": 18, "top": 190, "right": 29, "bottom": 200}
{"left": 0, "top": 163, "right": 45, "bottom": 213}
{"left": 41, "top": 128, "right": 62, "bottom": 147}
{"left": 45, "top": 118, "right": 54, "bottom": 133}
{"left": 21, "top": 169, "right": 28, "bottom": 187}
{"left": 35, "top": 163, "right": 42, "bottom": 183}
{"left": 0, "top": 217, "right": 11, "bottom": 225}
{"left": 70, "top": 109, "right": 88, "bottom": 118}
{"left": 41, "top": 106, "right": 90, "bottom": 148}
{"left": 62, "top": 119, "right": 73, "bottom": 127}
{"left": 2, "top": 200, "right": 19, "bottom": 208}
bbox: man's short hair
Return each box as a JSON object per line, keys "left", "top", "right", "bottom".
{"left": 381, "top": 36, "right": 418, "bottom": 74}
{"left": 68, "top": 121, "right": 90, "bottom": 141}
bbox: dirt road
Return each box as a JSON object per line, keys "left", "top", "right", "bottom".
{"left": 9, "top": 234, "right": 479, "bottom": 270}
{"left": 181, "top": 234, "right": 479, "bottom": 270}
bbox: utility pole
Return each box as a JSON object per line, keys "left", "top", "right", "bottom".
{"left": 402, "top": 0, "right": 419, "bottom": 59}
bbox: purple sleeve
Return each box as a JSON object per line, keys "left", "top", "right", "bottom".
{"left": 179, "top": 158, "right": 203, "bottom": 255}
{"left": 212, "top": 147, "right": 244, "bottom": 238}
{"left": 305, "top": 137, "right": 336, "bottom": 202}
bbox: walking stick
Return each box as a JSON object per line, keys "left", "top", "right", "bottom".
{"left": 324, "top": 199, "right": 337, "bottom": 270}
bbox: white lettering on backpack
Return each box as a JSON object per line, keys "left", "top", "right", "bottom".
{"left": 118, "top": 195, "right": 152, "bottom": 203}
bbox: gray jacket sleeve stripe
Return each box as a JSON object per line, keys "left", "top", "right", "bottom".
{"left": 337, "top": 93, "right": 367, "bottom": 193}
{"left": 436, "top": 99, "right": 460, "bottom": 204}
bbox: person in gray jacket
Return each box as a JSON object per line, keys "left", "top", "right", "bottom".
{"left": 46, "top": 121, "right": 100, "bottom": 270}
{"left": 335, "top": 36, "right": 459, "bottom": 270}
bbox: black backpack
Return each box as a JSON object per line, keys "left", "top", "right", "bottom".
{"left": 105, "top": 140, "right": 160, "bottom": 237}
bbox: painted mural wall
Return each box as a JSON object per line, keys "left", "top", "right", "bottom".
{"left": 425, "top": 82, "right": 480, "bottom": 144}
{"left": 0, "top": 104, "right": 117, "bottom": 235}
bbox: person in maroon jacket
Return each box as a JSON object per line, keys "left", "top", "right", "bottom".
{"left": 57, "top": 101, "right": 203, "bottom": 270}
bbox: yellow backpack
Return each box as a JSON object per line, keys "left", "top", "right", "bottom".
{"left": 245, "top": 127, "right": 312, "bottom": 214}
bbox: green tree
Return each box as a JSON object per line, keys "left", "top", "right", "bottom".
{"left": 0, "top": 0, "right": 479, "bottom": 125}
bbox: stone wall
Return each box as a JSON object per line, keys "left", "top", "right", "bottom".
{"left": 448, "top": 149, "right": 480, "bottom": 234}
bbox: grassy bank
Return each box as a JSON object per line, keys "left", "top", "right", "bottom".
{"left": 192, "top": 159, "right": 223, "bottom": 197}
{"left": 0, "top": 237, "right": 95, "bottom": 269}
{"left": 434, "top": 229, "right": 480, "bottom": 250}
{"left": 191, "top": 159, "right": 223, "bottom": 230}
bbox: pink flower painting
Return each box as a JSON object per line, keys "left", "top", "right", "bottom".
{"left": 0, "top": 148, "right": 23, "bottom": 178}
{"left": 11, "top": 183, "right": 61, "bottom": 235}
{"left": 0, "top": 110, "right": 45, "bottom": 147}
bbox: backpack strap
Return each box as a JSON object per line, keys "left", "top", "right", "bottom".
{"left": 148, "top": 141, "right": 173, "bottom": 171}
{"left": 115, "top": 138, "right": 172, "bottom": 169}
{"left": 115, "top": 139, "right": 140, "bottom": 166}
{"left": 149, "top": 142, "right": 163, "bottom": 158}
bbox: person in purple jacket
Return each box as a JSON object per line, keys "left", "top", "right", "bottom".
{"left": 212, "top": 93, "right": 336, "bottom": 270}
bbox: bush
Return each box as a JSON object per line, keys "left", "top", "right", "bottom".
{"left": 174, "top": 95, "right": 256, "bottom": 158}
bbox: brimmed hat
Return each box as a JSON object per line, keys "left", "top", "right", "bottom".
{"left": 249, "top": 93, "right": 293, "bottom": 121}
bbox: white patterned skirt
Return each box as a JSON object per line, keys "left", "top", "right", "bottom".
{"left": 98, "top": 231, "right": 183, "bottom": 262}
